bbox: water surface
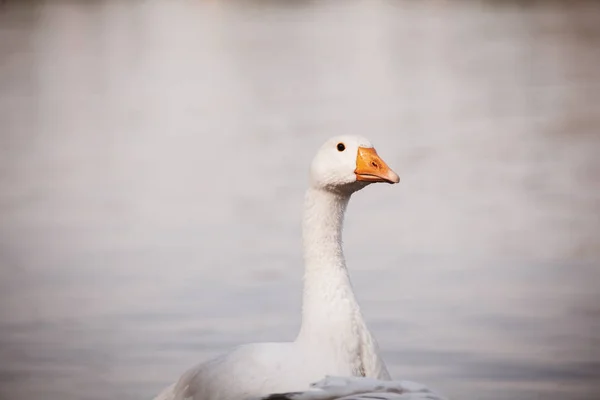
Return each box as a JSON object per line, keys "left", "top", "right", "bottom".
{"left": 0, "top": 1, "right": 599, "bottom": 400}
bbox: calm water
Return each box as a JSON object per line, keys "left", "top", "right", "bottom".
{"left": 1, "top": 1, "right": 599, "bottom": 400}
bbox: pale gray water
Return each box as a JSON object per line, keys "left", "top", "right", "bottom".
{"left": 1, "top": 1, "right": 599, "bottom": 400}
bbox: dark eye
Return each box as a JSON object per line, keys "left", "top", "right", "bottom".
{"left": 337, "top": 143, "right": 345, "bottom": 152}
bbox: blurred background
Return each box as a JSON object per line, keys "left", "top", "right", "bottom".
{"left": 1, "top": 1, "right": 599, "bottom": 399}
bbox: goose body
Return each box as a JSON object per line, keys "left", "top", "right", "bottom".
{"left": 153, "top": 136, "right": 444, "bottom": 400}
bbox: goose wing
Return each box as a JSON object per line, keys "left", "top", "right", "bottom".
{"left": 257, "top": 376, "right": 448, "bottom": 400}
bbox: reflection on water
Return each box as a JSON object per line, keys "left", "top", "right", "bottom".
{"left": 1, "top": 1, "right": 599, "bottom": 399}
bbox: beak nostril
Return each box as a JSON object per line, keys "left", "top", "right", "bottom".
{"left": 371, "top": 161, "right": 378, "bottom": 168}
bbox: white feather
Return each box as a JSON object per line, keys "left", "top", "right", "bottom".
{"left": 152, "top": 136, "right": 445, "bottom": 400}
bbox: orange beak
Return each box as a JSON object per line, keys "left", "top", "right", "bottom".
{"left": 354, "top": 147, "right": 400, "bottom": 184}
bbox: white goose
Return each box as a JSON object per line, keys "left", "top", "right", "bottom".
{"left": 154, "top": 136, "right": 446, "bottom": 400}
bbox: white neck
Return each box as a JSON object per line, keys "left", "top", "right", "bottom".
{"left": 293, "top": 186, "right": 391, "bottom": 380}
{"left": 296, "top": 187, "right": 361, "bottom": 341}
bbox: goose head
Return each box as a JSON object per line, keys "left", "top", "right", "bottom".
{"left": 309, "top": 135, "right": 400, "bottom": 194}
